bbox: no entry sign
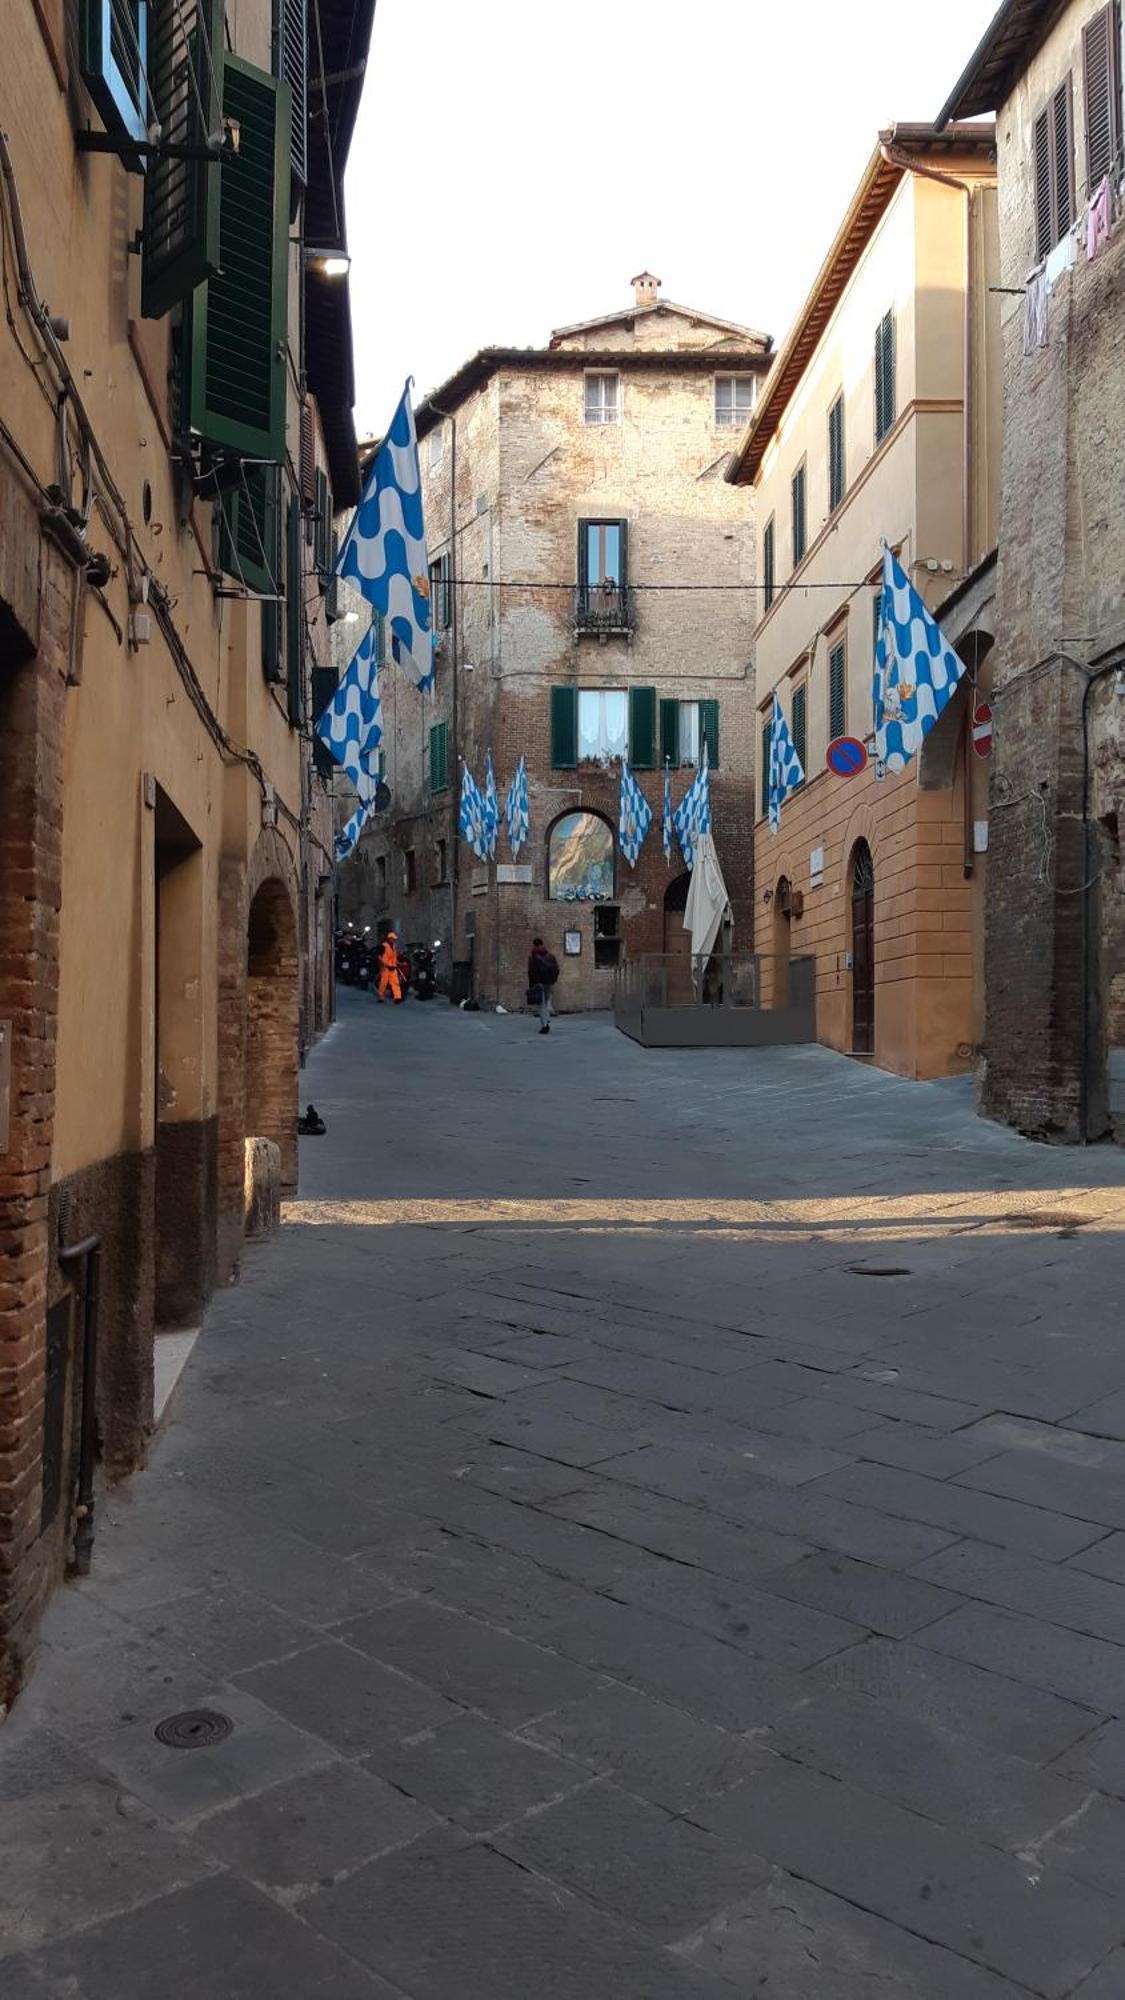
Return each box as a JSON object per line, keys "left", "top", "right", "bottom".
{"left": 972, "top": 703, "right": 993, "bottom": 758}
{"left": 826, "top": 735, "right": 868, "bottom": 779}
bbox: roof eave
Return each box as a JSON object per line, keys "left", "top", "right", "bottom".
{"left": 936, "top": 0, "right": 1068, "bottom": 126}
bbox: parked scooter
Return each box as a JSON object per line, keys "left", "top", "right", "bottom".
{"left": 335, "top": 924, "right": 358, "bottom": 985}
{"left": 355, "top": 927, "right": 377, "bottom": 990}
{"left": 407, "top": 942, "right": 437, "bottom": 1000}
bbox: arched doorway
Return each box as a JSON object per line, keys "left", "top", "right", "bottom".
{"left": 850, "top": 840, "right": 875, "bottom": 1055}
{"left": 663, "top": 873, "right": 692, "bottom": 1002}
{"left": 246, "top": 877, "right": 299, "bottom": 1191}
{"left": 772, "top": 876, "right": 792, "bottom": 1008}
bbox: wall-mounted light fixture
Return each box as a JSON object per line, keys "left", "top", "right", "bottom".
{"left": 303, "top": 248, "right": 351, "bottom": 278}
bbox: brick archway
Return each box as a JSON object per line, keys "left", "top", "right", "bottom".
{"left": 217, "top": 830, "right": 299, "bottom": 1278}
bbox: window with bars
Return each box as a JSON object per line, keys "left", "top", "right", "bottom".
{"left": 1033, "top": 77, "right": 1075, "bottom": 260}
{"left": 791, "top": 683, "right": 807, "bottom": 783}
{"left": 792, "top": 463, "right": 807, "bottom": 568}
{"left": 429, "top": 551, "right": 452, "bottom": 631}
{"left": 829, "top": 637, "right": 847, "bottom": 742}
{"left": 1084, "top": 6, "right": 1122, "bottom": 192}
{"left": 874, "top": 310, "right": 896, "bottom": 444}
{"left": 714, "top": 375, "right": 756, "bottom": 427}
{"left": 584, "top": 373, "right": 619, "bottom": 424}
{"left": 828, "top": 394, "right": 846, "bottom": 513}
{"left": 763, "top": 517, "right": 775, "bottom": 611}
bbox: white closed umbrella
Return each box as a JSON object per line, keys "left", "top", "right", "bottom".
{"left": 683, "top": 832, "right": 732, "bottom": 968}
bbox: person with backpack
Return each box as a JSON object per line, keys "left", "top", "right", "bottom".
{"left": 527, "top": 937, "right": 559, "bottom": 1034}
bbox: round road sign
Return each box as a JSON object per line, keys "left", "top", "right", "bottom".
{"left": 826, "top": 735, "right": 868, "bottom": 779}
{"left": 972, "top": 703, "right": 993, "bottom": 758}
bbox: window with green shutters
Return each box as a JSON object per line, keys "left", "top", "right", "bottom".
{"left": 828, "top": 393, "right": 845, "bottom": 513}
{"left": 275, "top": 0, "right": 308, "bottom": 220}
{"left": 791, "top": 683, "right": 807, "bottom": 783}
{"left": 659, "top": 698, "right": 680, "bottom": 768}
{"left": 628, "top": 686, "right": 656, "bottom": 768}
{"left": 311, "top": 665, "right": 338, "bottom": 779}
{"left": 429, "top": 721, "right": 449, "bottom": 792}
{"left": 829, "top": 638, "right": 847, "bottom": 741}
{"left": 699, "top": 698, "right": 720, "bottom": 770}
{"left": 550, "top": 684, "right": 578, "bottom": 768}
{"left": 874, "top": 310, "right": 896, "bottom": 444}
{"left": 791, "top": 464, "right": 807, "bottom": 568}
{"left": 186, "top": 57, "right": 291, "bottom": 464}
{"left": 141, "top": 0, "right": 224, "bottom": 317}
{"left": 285, "top": 495, "right": 305, "bottom": 724}
{"left": 219, "top": 463, "right": 281, "bottom": 601}
{"left": 325, "top": 529, "right": 341, "bottom": 622}
{"left": 314, "top": 468, "right": 332, "bottom": 580}
{"left": 761, "top": 717, "right": 771, "bottom": 817}
{"left": 79, "top": 0, "right": 150, "bottom": 157}
{"left": 763, "top": 516, "right": 775, "bottom": 611}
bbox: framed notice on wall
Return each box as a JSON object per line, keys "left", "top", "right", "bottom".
{"left": 564, "top": 930, "right": 582, "bottom": 956}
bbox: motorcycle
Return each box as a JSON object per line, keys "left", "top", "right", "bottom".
{"left": 335, "top": 925, "right": 358, "bottom": 985}
{"left": 355, "top": 926, "right": 377, "bottom": 990}
{"left": 407, "top": 942, "right": 437, "bottom": 1000}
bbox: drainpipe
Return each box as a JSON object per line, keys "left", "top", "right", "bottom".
{"left": 57, "top": 1231, "right": 102, "bottom": 1576}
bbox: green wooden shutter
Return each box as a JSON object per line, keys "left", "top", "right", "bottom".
{"left": 285, "top": 496, "right": 305, "bottom": 724}
{"left": 275, "top": 0, "right": 308, "bottom": 219}
{"left": 792, "top": 684, "right": 807, "bottom": 782}
{"left": 763, "top": 518, "right": 775, "bottom": 610}
{"left": 187, "top": 57, "right": 291, "bottom": 462}
{"left": 80, "top": 0, "right": 149, "bottom": 156}
{"left": 618, "top": 517, "right": 629, "bottom": 585}
{"left": 659, "top": 698, "right": 679, "bottom": 768}
{"left": 550, "top": 685, "right": 577, "bottom": 768}
{"left": 314, "top": 468, "right": 331, "bottom": 577}
{"left": 829, "top": 641, "right": 847, "bottom": 741}
{"left": 429, "top": 721, "right": 449, "bottom": 792}
{"left": 141, "top": 0, "right": 224, "bottom": 317}
{"left": 761, "top": 719, "right": 771, "bottom": 815}
{"left": 629, "top": 686, "right": 656, "bottom": 768}
{"left": 220, "top": 463, "right": 280, "bottom": 598}
{"left": 577, "top": 522, "right": 590, "bottom": 587}
{"left": 699, "top": 699, "right": 719, "bottom": 770}
{"left": 325, "top": 529, "right": 340, "bottom": 622}
{"left": 311, "top": 665, "right": 337, "bottom": 778}
{"left": 828, "top": 395, "right": 845, "bottom": 512}
{"left": 875, "top": 311, "right": 896, "bottom": 443}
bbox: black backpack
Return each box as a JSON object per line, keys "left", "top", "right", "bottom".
{"left": 541, "top": 951, "right": 560, "bottom": 985}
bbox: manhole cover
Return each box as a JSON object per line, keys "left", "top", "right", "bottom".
{"left": 154, "top": 1709, "right": 233, "bottom": 1750}
{"left": 847, "top": 1265, "right": 913, "bottom": 1278}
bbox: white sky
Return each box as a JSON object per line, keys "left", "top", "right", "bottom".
{"left": 346, "top": 0, "right": 1000, "bottom": 436}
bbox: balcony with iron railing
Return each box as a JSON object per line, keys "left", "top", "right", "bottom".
{"left": 574, "top": 580, "right": 633, "bottom": 636}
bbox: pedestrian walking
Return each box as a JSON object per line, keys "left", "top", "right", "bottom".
{"left": 377, "top": 929, "right": 404, "bottom": 1004}
{"left": 527, "top": 936, "right": 559, "bottom": 1034}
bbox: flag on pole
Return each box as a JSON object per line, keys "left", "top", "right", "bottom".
{"left": 313, "top": 623, "right": 382, "bottom": 789}
{"left": 335, "top": 382, "right": 435, "bottom": 692}
{"left": 459, "top": 762, "right": 488, "bottom": 860}
{"left": 335, "top": 763, "right": 382, "bottom": 863}
{"left": 663, "top": 759, "right": 673, "bottom": 864}
{"left": 505, "top": 756, "right": 529, "bottom": 857}
{"left": 767, "top": 692, "right": 804, "bottom": 833}
{"left": 483, "top": 753, "right": 499, "bottom": 860}
{"left": 873, "top": 545, "right": 967, "bottom": 775}
{"left": 672, "top": 745, "right": 712, "bottom": 870}
{"left": 618, "top": 762, "right": 653, "bottom": 867}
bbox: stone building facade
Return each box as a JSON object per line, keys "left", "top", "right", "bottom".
{"left": 727, "top": 127, "right": 1002, "bottom": 1080}
{"left": 339, "top": 278, "right": 771, "bottom": 1008}
{"left": 940, "top": 0, "right": 1125, "bottom": 1140}
{"left": 0, "top": 0, "right": 373, "bottom": 1704}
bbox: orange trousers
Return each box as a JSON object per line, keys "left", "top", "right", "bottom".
{"left": 377, "top": 967, "right": 402, "bottom": 1001}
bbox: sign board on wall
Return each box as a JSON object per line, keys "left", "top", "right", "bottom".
{"left": 497, "top": 864, "right": 533, "bottom": 885}
{"left": 810, "top": 847, "right": 825, "bottom": 888}
{"left": 564, "top": 931, "right": 582, "bottom": 956}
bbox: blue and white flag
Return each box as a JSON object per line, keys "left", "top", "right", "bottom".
{"left": 505, "top": 755, "right": 529, "bottom": 857}
{"left": 459, "top": 761, "right": 488, "bottom": 860}
{"left": 874, "top": 545, "right": 966, "bottom": 776}
{"left": 335, "top": 763, "right": 382, "bottom": 863}
{"left": 314, "top": 624, "right": 382, "bottom": 789}
{"left": 335, "top": 382, "right": 435, "bottom": 692}
{"left": 619, "top": 762, "right": 653, "bottom": 868}
{"left": 768, "top": 692, "right": 804, "bottom": 833}
{"left": 673, "top": 745, "right": 712, "bottom": 870}
{"left": 663, "top": 759, "right": 673, "bottom": 864}
{"left": 483, "top": 753, "right": 499, "bottom": 861}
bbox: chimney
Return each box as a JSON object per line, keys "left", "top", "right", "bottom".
{"left": 631, "top": 270, "right": 661, "bottom": 310}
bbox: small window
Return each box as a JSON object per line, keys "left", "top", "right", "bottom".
{"left": 828, "top": 394, "right": 846, "bottom": 513}
{"left": 829, "top": 637, "right": 847, "bottom": 741}
{"left": 791, "top": 683, "right": 807, "bottom": 783}
{"left": 578, "top": 689, "right": 628, "bottom": 766}
{"left": 584, "top": 372, "right": 619, "bottom": 425}
{"left": 435, "top": 838, "right": 448, "bottom": 885}
{"left": 874, "top": 310, "right": 896, "bottom": 444}
{"left": 763, "top": 517, "right": 776, "bottom": 612}
{"left": 577, "top": 519, "right": 629, "bottom": 632}
{"left": 676, "top": 700, "right": 720, "bottom": 770}
{"left": 428, "top": 426, "right": 443, "bottom": 468}
{"left": 714, "top": 375, "right": 756, "bottom": 427}
{"left": 792, "top": 463, "right": 807, "bottom": 568}
{"left": 403, "top": 849, "right": 416, "bottom": 893}
{"left": 429, "top": 551, "right": 452, "bottom": 631}
{"left": 1034, "top": 76, "right": 1075, "bottom": 260}
{"left": 1084, "top": 6, "right": 1122, "bottom": 191}
{"left": 429, "top": 720, "right": 449, "bottom": 792}
{"left": 548, "top": 811, "right": 615, "bottom": 902}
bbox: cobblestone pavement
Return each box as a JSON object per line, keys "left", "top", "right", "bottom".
{"left": 6, "top": 996, "right": 1125, "bottom": 1998}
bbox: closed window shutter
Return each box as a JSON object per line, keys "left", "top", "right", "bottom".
{"left": 829, "top": 641, "right": 847, "bottom": 741}
{"left": 792, "top": 466, "right": 806, "bottom": 566}
{"left": 285, "top": 496, "right": 305, "bottom": 723}
{"left": 312, "top": 665, "right": 338, "bottom": 778}
{"left": 1053, "top": 78, "right": 1074, "bottom": 242}
{"left": 699, "top": 699, "right": 719, "bottom": 770}
{"left": 550, "top": 685, "right": 577, "bottom": 768}
{"left": 829, "top": 396, "right": 845, "bottom": 511}
{"left": 629, "top": 686, "right": 656, "bottom": 768}
{"left": 875, "top": 312, "right": 896, "bottom": 442}
{"left": 79, "top": 0, "right": 149, "bottom": 155}
{"left": 792, "top": 684, "right": 807, "bottom": 781}
{"left": 141, "top": 0, "right": 224, "bottom": 316}
{"left": 220, "top": 463, "right": 280, "bottom": 599}
{"left": 763, "top": 519, "right": 775, "bottom": 609}
{"left": 429, "top": 722, "right": 448, "bottom": 791}
{"left": 761, "top": 720, "right": 771, "bottom": 811}
{"left": 1033, "top": 108, "right": 1053, "bottom": 260}
{"left": 276, "top": 0, "right": 308, "bottom": 218}
{"left": 618, "top": 517, "right": 629, "bottom": 587}
{"left": 659, "top": 698, "right": 680, "bottom": 767}
{"left": 1084, "top": 6, "right": 1121, "bottom": 189}
{"left": 259, "top": 475, "right": 284, "bottom": 680}
{"left": 187, "top": 57, "right": 291, "bottom": 463}
{"left": 314, "top": 468, "right": 331, "bottom": 577}
{"left": 299, "top": 400, "right": 316, "bottom": 506}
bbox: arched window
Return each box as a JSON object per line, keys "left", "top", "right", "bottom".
{"left": 547, "top": 811, "right": 615, "bottom": 902}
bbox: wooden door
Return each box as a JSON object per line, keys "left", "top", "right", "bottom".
{"left": 663, "top": 875, "right": 693, "bottom": 1004}
{"left": 851, "top": 842, "right": 875, "bottom": 1054}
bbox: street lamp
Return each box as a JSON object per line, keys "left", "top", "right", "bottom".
{"left": 303, "top": 248, "right": 351, "bottom": 278}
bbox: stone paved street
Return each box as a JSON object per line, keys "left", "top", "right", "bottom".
{"left": 7, "top": 996, "right": 1125, "bottom": 1997}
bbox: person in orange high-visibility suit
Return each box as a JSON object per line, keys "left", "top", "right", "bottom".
{"left": 377, "top": 930, "right": 404, "bottom": 1003}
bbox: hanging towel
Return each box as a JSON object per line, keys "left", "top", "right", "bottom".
{"left": 1087, "top": 176, "right": 1111, "bottom": 261}
{"left": 1024, "top": 267, "right": 1048, "bottom": 354}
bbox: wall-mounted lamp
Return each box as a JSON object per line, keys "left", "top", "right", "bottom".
{"left": 762, "top": 887, "right": 773, "bottom": 905}
{"left": 303, "top": 248, "right": 351, "bottom": 278}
